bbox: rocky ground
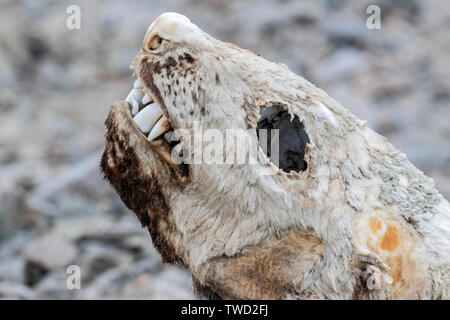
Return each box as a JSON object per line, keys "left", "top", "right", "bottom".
{"left": 0, "top": 0, "right": 448, "bottom": 299}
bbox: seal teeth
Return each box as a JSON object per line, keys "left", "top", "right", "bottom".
{"left": 133, "top": 103, "right": 163, "bottom": 133}
{"left": 148, "top": 116, "right": 171, "bottom": 142}
{"left": 133, "top": 78, "right": 143, "bottom": 89}
{"left": 126, "top": 88, "right": 144, "bottom": 115}
{"left": 142, "top": 93, "right": 152, "bottom": 105}
{"left": 126, "top": 78, "right": 172, "bottom": 144}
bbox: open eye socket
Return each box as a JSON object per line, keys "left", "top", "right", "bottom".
{"left": 257, "top": 106, "right": 310, "bottom": 173}
{"left": 145, "top": 34, "right": 164, "bottom": 51}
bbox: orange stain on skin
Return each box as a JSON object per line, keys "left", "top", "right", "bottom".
{"left": 359, "top": 215, "right": 421, "bottom": 297}
{"left": 369, "top": 218, "right": 382, "bottom": 234}
{"left": 388, "top": 255, "right": 404, "bottom": 285}
{"left": 380, "top": 225, "right": 400, "bottom": 252}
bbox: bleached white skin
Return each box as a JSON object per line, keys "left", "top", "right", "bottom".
{"left": 130, "top": 12, "right": 449, "bottom": 299}
{"left": 143, "top": 12, "right": 212, "bottom": 50}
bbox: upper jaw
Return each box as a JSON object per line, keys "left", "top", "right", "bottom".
{"left": 125, "top": 77, "right": 171, "bottom": 141}
{"left": 120, "top": 63, "right": 189, "bottom": 181}
{"left": 109, "top": 98, "right": 190, "bottom": 185}
{"left": 124, "top": 61, "right": 183, "bottom": 148}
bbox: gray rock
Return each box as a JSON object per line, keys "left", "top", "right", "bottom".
{"left": 22, "top": 233, "right": 77, "bottom": 270}
{"left": 0, "top": 231, "right": 34, "bottom": 260}
{"left": 77, "top": 268, "right": 126, "bottom": 299}
{"left": 77, "top": 260, "right": 186, "bottom": 299}
{"left": 32, "top": 272, "right": 77, "bottom": 300}
{"left": 312, "top": 48, "right": 368, "bottom": 83}
{"left": 0, "top": 256, "right": 25, "bottom": 283}
{"left": 24, "top": 260, "right": 48, "bottom": 287}
{"left": 129, "top": 257, "right": 163, "bottom": 276}
{"left": 79, "top": 245, "right": 133, "bottom": 284}
{"left": 121, "top": 267, "right": 196, "bottom": 300}
{"left": 53, "top": 214, "right": 117, "bottom": 241}
{"left": 122, "top": 235, "right": 158, "bottom": 258}
{"left": 0, "top": 281, "right": 32, "bottom": 300}
{"left": 322, "top": 15, "right": 368, "bottom": 49}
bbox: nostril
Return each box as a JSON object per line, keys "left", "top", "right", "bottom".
{"left": 256, "top": 105, "right": 310, "bottom": 173}
{"left": 144, "top": 34, "right": 163, "bottom": 51}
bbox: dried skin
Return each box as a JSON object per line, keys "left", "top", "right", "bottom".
{"left": 101, "top": 13, "right": 450, "bottom": 300}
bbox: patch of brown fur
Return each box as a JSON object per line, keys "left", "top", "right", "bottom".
{"left": 140, "top": 58, "right": 165, "bottom": 111}
{"left": 197, "top": 231, "right": 325, "bottom": 299}
{"left": 351, "top": 251, "right": 392, "bottom": 300}
{"left": 100, "top": 101, "right": 180, "bottom": 264}
{"left": 192, "top": 278, "right": 223, "bottom": 300}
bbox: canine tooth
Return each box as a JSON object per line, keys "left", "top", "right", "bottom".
{"left": 142, "top": 94, "right": 151, "bottom": 105}
{"left": 133, "top": 103, "right": 163, "bottom": 133}
{"left": 133, "top": 78, "right": 143, "bottom": 89}
{"left": 148, "top": 116, "right": 171, "bottom": 142}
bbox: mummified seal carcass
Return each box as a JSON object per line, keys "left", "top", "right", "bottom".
{"left": 101, "top": 12, "right": 449, "bottom": 299}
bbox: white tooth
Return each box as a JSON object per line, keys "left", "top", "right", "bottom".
{"left": 142, "top": 94, "right": 151, "bottom": 105}
{"left": 125, "top": 91, "right": 138, "bottom": 115}
{"left": 125, "top": 88, "right": 144, "bottom": 102}
{"left": 133, "top": 78, "right": 143, "bottom": 89}
{"left": 130, "top": 99, "right": 140, "bottom": 115}
{"left": 133, "top": 89, "right": 144, "bottom": 101}
{"left": 148, "top": 116, "right": 171, "bottom": 142}
{"left": 125, "top": 90, "right": 134, "bottom": 103}
{"left": 126, "top": 89, "right": 144, "bottom": 115}
{"left": 133, "top": 103, "right": 163, "bottom": 133}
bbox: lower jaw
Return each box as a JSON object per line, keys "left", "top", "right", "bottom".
{"left": 148, "top": 137, "right": 190, "bottom": 183}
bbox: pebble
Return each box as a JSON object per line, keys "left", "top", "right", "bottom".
{"left": 312, "top": 48, "right": 368, "bottom": 83}
{"left": 0, "top": 281, "right": 32, "bottom": 300}
{"left": 22, "top": 233, "right": 77, "bottom": 270}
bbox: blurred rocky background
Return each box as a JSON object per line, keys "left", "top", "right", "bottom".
{"left": 0, "top": 0, "right": 448, "bottom": 299}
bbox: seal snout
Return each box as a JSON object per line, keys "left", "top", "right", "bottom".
{"left": 143, "top": 12, "right": 211, "bottom": 50}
